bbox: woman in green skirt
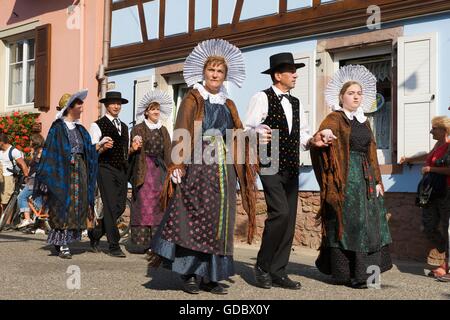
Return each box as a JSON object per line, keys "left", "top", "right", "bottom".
{"left": 311, "top": 65, "right": 392, "bottom": 288}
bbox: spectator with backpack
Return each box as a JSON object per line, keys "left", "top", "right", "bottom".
{"left": 0, "top": 133, "right": 29, "bottom": 215}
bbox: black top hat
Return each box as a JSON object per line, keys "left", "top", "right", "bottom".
{"left": 99, "top": 91, "right": 129, "bottom": 104}
{"left": 261, "top": 52, "right": 305, "bottom": 74}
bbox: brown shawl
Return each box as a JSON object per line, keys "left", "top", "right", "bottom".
{"left": 160, "top": 88, "right": 258, "bottom": 244}
{"left": 310, "top": 110, "right": 383, "bottom": 240}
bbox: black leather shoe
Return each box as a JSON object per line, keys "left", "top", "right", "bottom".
{"left": 181, "top": 275, "right": 200, "bottom": 294}
{"left": 199, "top": 281, "right": 228, "bottom": 295}
{"left": 349, "top": 280, "right": 368, "bottom": 289}
{"left": 108, "top": 248, "right": 126, "bottom": 258}
{"left": 254, "top": 265, "right": 272, "bottom": 289}
{"left": 272, "top": 276, "right": 301, "bottom": 290}
{"left": 90, "top": 240, "right": 100, "bottom": 253}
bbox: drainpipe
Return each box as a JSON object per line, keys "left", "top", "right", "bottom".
{"left": 97, "top": 0, "right": 110, "bottom": 117}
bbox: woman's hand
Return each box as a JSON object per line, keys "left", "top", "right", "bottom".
{"left": 171, "top": 169, "right": 183, "bottom": 184}
{"left": 376, "top": 184, "right": 384, "bottom": 197}
{"left": 131, "top": 135, "right": 143, "bottom": 152}
{"left": 422, "top": 166, "right": 432, "bottom": 174}
{"left": 399, "top": 156, "right": 408, "bottom": 165}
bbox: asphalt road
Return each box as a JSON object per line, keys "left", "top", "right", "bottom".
{"left": 0, "top": 230, "right": 449, "bottom": 300}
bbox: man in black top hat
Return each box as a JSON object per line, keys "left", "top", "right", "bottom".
{"left": 245, "top": 53, "right": 336, "bottom": 289}
{"left": 89, "top": 91, "right": 142, "bottom": 257}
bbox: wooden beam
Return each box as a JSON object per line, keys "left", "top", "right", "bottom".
{"left": 137, "top": 0, "right": 148, "bottom": 42}
{"left": 159, "top": 0, "right": 165, "bottom": 39}
{"left": 112, "top": 0, "right": 154, "bottom": 11}
{"left": 279, "top": 0, "right": 287, "bottom": 14}
{"left": 212, "top": 0, "right": 218, "bottom": 28}
{"left": 189, "top": 0, "right": 195, "bottom": 33}
{"left": 108, "top": 0, "right": 450, "bottom": 70}
{"left": 232, "top": 0, "right": 244, "bottom": 25}
{"left": 312, "top": 0, "right": 321, "bottom": 8}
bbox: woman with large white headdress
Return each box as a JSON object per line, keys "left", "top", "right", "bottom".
{"left": 126, "top": 89, "right": 173, "bottom": 255}
{"left": 311, "top": 65, "right": 392, "bottom": 288}
{"left": 148, "top": 39, "right": 257, "bottom": 295}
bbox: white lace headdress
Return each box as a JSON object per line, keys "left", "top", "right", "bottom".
{"left": 183, "top": 39, "right": 246, "bottom": 88}
{"left": 324, "top": 65, "right": 377, "bottom": 122}
{"left": 136, "top": 89, "right": 173, "bottom": 122}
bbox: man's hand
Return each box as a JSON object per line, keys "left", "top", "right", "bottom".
{"left": 99, "top": 136, "right": 114, "bottom": 150}
{"left": 255, "top": 124, "right": 272, "bottom": 144}
{"left": 310, "top": 129, "right": 337, "bottom": 148}
{"left": 399, "top": 156, "right": 408, "bottom": 165}
{"left": 376, "top": 184, "right": 384, "bottom": 197}
{"left": 171, "top": 169, "right": 183, "bottom": 184}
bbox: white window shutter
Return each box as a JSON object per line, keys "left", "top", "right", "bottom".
{"left": 397, "top": 33, "right": 437, "bottom": 162}
{"left": 292, "top": 51, "right": 316, "bottom": 166}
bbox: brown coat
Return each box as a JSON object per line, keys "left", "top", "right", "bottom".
{"left": 129, "top": 122, "right": 171, "bottom": 189}
{"left": 160, "top": 88, "right": 258, "bottom": 243}
{"left": 310, "top": 110, "right": 383, "bottom": 239}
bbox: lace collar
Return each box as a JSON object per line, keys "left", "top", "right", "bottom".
{"left": 194, "top": 83, "right": 228, "bottom": 105}
{"left": 63, "top": 118, "right": 80, "bottom": 130}
{"left": 340, "top": 107, "right": 367, "bottom": 123}
{"left": 144, "top": 119, "right": 162, "bottom": 130}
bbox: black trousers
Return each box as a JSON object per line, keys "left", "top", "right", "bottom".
{"left": 257, "top": 170, "right": 299, "bottom": 278}
{"left": 88, "top": 164, "right": 127, "bottom": 250}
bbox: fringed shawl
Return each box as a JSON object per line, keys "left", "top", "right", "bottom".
{"left": 35, "top": 119, "right": 98, "bottom": 221}
{"left": 310, "top": 111, "right": 382, "bottom": 241}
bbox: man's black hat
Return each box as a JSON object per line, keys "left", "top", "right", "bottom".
{"left": 261, "top": 52, "right": 305, "bottom": 75}
{"left": 99, "top": 91, "right": 129, "bottom": 104}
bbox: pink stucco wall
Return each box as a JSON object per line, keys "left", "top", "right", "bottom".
{"left": 0, "top": 0, "right": 105, "bottom": 136}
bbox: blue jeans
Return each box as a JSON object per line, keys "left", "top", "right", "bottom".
{"left": 18, "top": 185, "right": 42, "bottom": 213}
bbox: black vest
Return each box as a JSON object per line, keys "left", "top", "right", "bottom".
{"left": 260, "top": 87, "right": 300, "bottom": 175}
{"left": 96, "top": 116, "right": 129, "bottom": 172}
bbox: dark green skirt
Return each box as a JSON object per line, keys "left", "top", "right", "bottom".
{"left": 324, "top": 151, "right": 392, "bottom": 252}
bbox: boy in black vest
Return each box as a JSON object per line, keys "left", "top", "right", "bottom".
{"left": 89, "top": 91, "right": 141, "bottom": 257}
{"left": 245, "top": 53, "right": 335, "bottom": 289}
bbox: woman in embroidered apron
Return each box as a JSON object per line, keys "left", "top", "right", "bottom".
{"left": 35, "top": 90, "right": 97, "bottom": 259}
{"left": 311, "top": 65, "right": 392, "bottom": 288}
{"left": 127, "top": 90, "right": 172, "bottom": 254}
{"left": 149, "top": 39, "right": 257, "bottom": 295}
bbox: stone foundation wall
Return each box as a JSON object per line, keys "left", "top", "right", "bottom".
{"left": 235, "top": 192, "right": 445, "bottom": 264}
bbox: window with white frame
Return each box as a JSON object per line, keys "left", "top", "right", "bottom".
{"left": 333, "top": 46, "right": 393, "bottom": 164}
{"left": 7, "top": 37, "right": 35, "bottom": 107}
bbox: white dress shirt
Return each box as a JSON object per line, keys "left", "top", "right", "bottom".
{"left": 90, "top": 113, "right": 122, "bottom": 145}
{"left": 244, "top": 85, "right": 313, "bottom": 150}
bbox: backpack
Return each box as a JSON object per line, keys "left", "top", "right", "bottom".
{"left": 6, "top": 147, "right": 21, "bottom": 176}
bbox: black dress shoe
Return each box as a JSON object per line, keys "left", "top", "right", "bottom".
{"left": 199, "top": 281, "right": 228, "bottom": 295}
{"left": 349, "top": 280, "right": 368, "bottom": 289}
{"left": 254, "top": 265, "right": 272, "bottom": 289}
{"left": 90, "top": 240, "right": 100, "bottom": 253}
{"left": 181, "top": 275, "right": 200, "bottom": 294}
{"left": 108, "top": 248, "right": 126, "bottom": 258}
{"left": 272, "top": 276, "right": 301, "bottom": 290}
